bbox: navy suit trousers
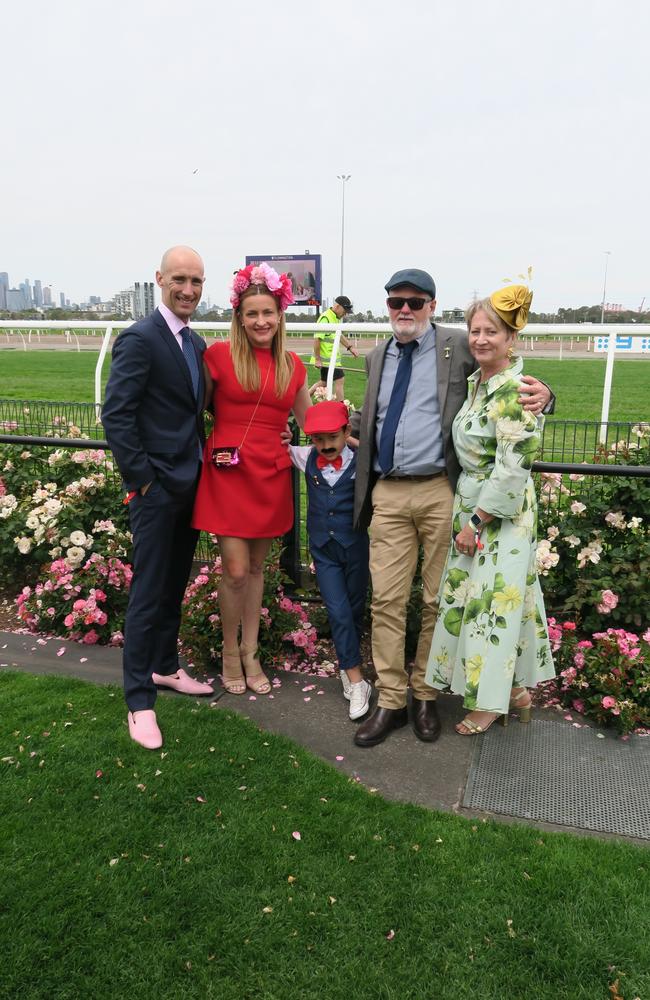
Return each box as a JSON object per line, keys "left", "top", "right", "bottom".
{"left": 124, "top": 473, "right": 199, "bottom": 710}
{"left": 311, "top": 535, "right": 369, "bottom": 671}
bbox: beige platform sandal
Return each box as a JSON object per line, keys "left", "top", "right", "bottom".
{"left": 239, "top": 642, "right": 271, "bottom": 695}
{"left": 221, "top": 647, "right": 246, "bottom": 695}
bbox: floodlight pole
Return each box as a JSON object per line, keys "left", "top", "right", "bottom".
{"left": 337, "top": 174, "right": 351, "bottom": 296}
{"left": 600, "top": 250, "right": 611, "bottom": 325}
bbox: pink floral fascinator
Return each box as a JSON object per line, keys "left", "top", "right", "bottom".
{"left": 230, "top": 263, "right": 295, "bottom": 312}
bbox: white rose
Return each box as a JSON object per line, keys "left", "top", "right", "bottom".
{"left": 547, "top": 525, "right": 560, "bottom": 540}
{"left": 44, "top": 498, "right": 62, "bottom": 516}
{"left": 0, "top": 495, "right": 18, "bottom": 518}
{"left": 25, "top": 513, "right": 40, "bottom": 530}
{"left": 69, "top": 530, "right": 88, "bottom": 547}
{"left": 627, "top": 517, "right": 643, "bottom": 529}
{"left": 15, "top": 537, "right": 32, "bottom": 554}
{"left": 66, "top": 546, "right": 86, "bottom": 568}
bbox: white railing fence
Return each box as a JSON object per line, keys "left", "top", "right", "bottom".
{"left": 1, "top": 320, "right": 648, "bottom": 441}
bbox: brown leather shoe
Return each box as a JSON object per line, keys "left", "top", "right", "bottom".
{"left": 411, "top": 697, "right": 441, "bottom": 742}
{"left": 354, "top": 706, "right": 408, "bottom": 747}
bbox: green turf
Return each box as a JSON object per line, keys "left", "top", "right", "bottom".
{"left": 0, "top": 349, "right": 648, "bottom": 423}
{"left": 1, "top": 672, "right": 648, "bottom": 1000}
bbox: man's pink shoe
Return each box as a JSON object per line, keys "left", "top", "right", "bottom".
{"left": 128, "top": 710, "right": 163, "bottom": 750}
{"left": 151, "top": 668, "right": 214, "bottom": 696}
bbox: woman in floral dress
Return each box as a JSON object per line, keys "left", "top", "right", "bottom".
{"left": 425, "top": 285, "right": 555, "bottom": 734}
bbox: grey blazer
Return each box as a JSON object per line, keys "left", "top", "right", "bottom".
{"left": 351, "top": 325, "right": 476, "bottom": 530}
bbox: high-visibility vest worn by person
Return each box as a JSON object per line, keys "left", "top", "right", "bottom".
{"left": 313, "top": 308, "right": 341, "bottom": 365}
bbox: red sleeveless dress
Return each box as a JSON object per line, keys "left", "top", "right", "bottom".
{"left": 192, "top": 343, "right": 306, "bottom": 538}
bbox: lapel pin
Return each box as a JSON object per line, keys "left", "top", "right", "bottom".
{"left": 444, "top": 347, "right": 451, "bottom": 359}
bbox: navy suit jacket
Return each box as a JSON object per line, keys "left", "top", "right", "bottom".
{"left": 102, "top": 308, "right": 207, "bottom": 494}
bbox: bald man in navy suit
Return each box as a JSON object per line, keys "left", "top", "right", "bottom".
{"left": 102, "top": 246, "right": 214, "bottom": 750}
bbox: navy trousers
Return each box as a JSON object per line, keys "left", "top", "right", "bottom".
{"left": 124, "top": 474, "right": 199, "bottom": 711}
{"left": 311, "top": 535, "right": 370, "bottom": 671}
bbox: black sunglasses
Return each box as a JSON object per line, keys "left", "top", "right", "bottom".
{"left": 386, "top": 296, "right": 431, "bottom": 311}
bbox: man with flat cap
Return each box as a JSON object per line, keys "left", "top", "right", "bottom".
{"left": 351, "top": 268, "right": 553, "bottom": 747}
{"left": 310, "top": 295, "right": 359, "bottom": 401}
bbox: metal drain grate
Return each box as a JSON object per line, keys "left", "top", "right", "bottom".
{"left": 463, "top": 719, "right": 650, "bottom": 839}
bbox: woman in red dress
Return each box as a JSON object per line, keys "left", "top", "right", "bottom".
{"left": 193, "top": 263, "right": 310, "bottom": 695}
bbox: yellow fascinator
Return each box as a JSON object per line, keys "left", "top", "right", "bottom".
{"left": 490, "top": 284, "right": 533, "bottom": 331}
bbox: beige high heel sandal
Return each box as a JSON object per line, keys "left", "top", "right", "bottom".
{"left": 221, "top": 647, "right": 246, "bottom": 695}
{"left": 455, "top": 711, "right": 508, "bottom": 736}
{"left": 239, "top": 642, "right": 271, "bottom": 695}
{"left": 509, "top": 687, "right": 532, "bottom": 723}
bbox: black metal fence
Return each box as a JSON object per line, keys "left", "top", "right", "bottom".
{"left": 2, "top": 399, "right": 649, "bottom": 582}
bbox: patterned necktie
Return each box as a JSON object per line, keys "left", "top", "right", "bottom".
{"left": 378, "top": 340, "right": 417, "bottom": 473}
{"left": 180, "top": 327, "right": 199, "bottom": 399}
{"left": 316, "top": 454, "right": 343, "bottom": 470}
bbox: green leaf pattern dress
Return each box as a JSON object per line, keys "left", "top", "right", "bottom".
{"left": 425, "top": 357, "right": 555, "bottom": 713}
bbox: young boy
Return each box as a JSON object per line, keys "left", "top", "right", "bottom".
{"left": 289, "top": 401, "right": 372, "bottom": 721}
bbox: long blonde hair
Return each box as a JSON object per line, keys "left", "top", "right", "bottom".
{"left": 230, "top": 285, "right": 294, "bottom": 396}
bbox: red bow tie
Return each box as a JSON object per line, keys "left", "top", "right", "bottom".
{"left": 316, "top": 453, "right": 343, "bottom": 470}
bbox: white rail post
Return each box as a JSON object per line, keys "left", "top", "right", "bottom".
{"left": 95, "top": 325, "right": 114, "bottom": 420}
{"left": 325, "top": 326, "right": 343, "bottom": 399}
{"left": 599, "top": 329, "right": 616, "bottom": 443}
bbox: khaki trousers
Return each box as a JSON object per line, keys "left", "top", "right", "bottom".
{"left": 369, "top": 475, "right": 454, "bottom": 709}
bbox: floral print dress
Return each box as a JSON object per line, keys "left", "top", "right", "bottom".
{"left": 425, "top": 358, "right": 555, "bottom": 713}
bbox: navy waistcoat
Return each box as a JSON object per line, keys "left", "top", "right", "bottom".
{"left": 305, "top": 449, "right": 360, "bottom": 550}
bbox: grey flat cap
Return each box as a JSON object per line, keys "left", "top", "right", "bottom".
{"left": 385, "top": 268, "right": 436, "bottom": 298}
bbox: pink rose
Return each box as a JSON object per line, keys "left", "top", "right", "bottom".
{"left": 572, "top": 699, "right": 585, "bottom": 714}
{"left": 563, "top": 622, "right": 577, "bottom": 631}
{"left": 601, "top": 696, "right": 616, "bottom": 709}
{"left": 64, "top": 614, "right": 75, "bottom": 627}
{"left": 82, "top": 630, "right": 99, "bottom": 645}
{"left": 643, "top": 628, "right": 650, "bottom": 644}
{"left": 596, "top": 589, "right": 618, "bottom": 613}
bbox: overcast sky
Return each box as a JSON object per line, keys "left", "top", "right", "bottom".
{"left": 2, "top": 0, "right": 648, "bottom": 314}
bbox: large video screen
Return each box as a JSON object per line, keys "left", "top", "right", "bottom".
{"left": 245, "top": 253, "right": 322, "bottom": 306}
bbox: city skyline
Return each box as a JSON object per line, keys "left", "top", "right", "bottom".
{"left": 0, "top": 270, "right": 168, "bottom": 318}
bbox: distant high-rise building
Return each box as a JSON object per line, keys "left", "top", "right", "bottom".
{"left": 89, "top": 295, "right": 101, "bottom": 305}
{"left": 20, "top": 280, "right": 33, "bottom": 307}
{"left": 43, "top": 285, "right": 52, "bottom": 306}
{"left": 33, "top": 279, "right": 43, "bottom": 307}
{"left": 59, "top": 292, "right": 65, "bottom": 307}
{"left": 0, "top": 272, "right": 8, "bottom": 310}
{"left": 7, "top": 288, "right": 28, "bottom": 310}
{"left": 133, "top": 281, "right": 155, "bottom": 319}
{"left": 114, "top": 288, "right": 135, "bottom": 318}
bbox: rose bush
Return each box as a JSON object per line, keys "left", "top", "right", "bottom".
{"left": 0, "top": 434, "right": 130, "bottom": 587}
{"left": 16, "top": 553, "right": 132, "bottom": 646}
{"left": 537, "top": 424, "right": 650, "bottom": 632}
{"left": 545, "top": 617, "right": 650, "bottom": 735}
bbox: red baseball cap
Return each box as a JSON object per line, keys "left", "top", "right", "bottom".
{"left": 304, "top": 401, "right": 350, "bottom": 435}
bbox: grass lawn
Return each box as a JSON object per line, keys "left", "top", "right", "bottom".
{"left": 1, "top": 672, "right": 648, "bottom": 1000}
{"left": 0, "top": 350, "right": 648, "bottom": 423}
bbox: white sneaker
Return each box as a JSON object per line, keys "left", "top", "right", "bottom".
{"left": 349, "top": 679, "right": 372, "bottom": 721}
{"left": 340, "top": 670, "right": 352, "bottom": 700}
